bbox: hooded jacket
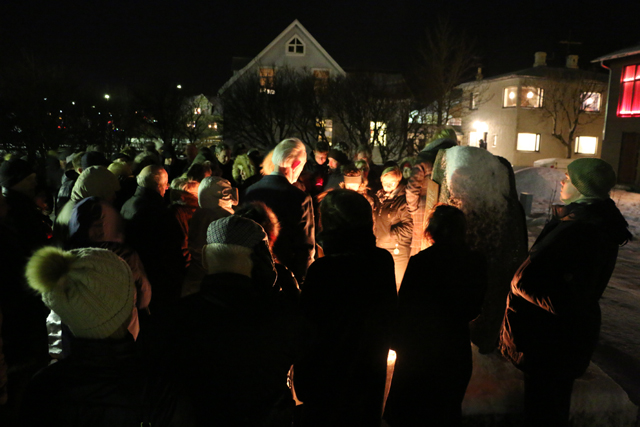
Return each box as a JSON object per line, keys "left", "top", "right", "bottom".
{"left": 500, "top": 199, "right": 632, "bottom": 378}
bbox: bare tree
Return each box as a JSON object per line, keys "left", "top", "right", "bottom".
{"left": 324, "top": 72, "right": 411, "bottom": 161}
{"left": 527, "top": 69, "right": 607, "bottom": 158}
{"left": 183, "top": 94, "right": 219, "bottom": 145}
{"left": 406, "top": 17, "right": 479, "bottom": 150}
{"left": 218, "top": 66, "right": 324, "bottom": 151}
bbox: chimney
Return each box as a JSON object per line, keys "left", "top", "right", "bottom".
{"left": 533, "top": 52, "right": 547, "bottom": 67}
{"left": 476, "top": 67, "right": 483, "bottom": 80}
{"left": 566, "top": 55, "right": 579, "bottom": 69}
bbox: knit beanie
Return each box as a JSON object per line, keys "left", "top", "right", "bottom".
{"left": 25, "top": 247, "right": 134, "bottom": 339}
{"left": 206, "top": 215, "right": 267, "bottom": 247}
{"left": 71, "top": 166, "right": 121, "bottom": 203}
{"left": 328, "top": 149, "right": 349, "bottom": 167}
{"left": 0, "top": 158, "right": 33, "bottom": 189}
{"left": 567, "top": 158, "right": 616, "bottom": 199}
{"left": 81, "top": 151, "right": 109, "bottom": 170}
{"left": 198, "top": 176, "right": 237, "bottom": 210}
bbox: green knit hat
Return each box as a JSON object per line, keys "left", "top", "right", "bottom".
{"left": 567, "top": 158, "right": 616, "bottom": 199}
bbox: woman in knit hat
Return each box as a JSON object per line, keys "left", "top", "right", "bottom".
{"left": 500, "top": 158, "right": 632, "bottom": 427}
{"left": 21, "top": 246, "right": 193, "bottom": 426}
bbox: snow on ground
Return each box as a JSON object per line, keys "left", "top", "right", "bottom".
{"left": 524, "top": 181, "right": 640, "bottom": 426}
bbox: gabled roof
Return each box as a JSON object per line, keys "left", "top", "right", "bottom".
{"left": 218, "top": 19, "right": 345, "bottom": 94}
{"left": 592, "top": 44, "right": 640, "bottom": 63}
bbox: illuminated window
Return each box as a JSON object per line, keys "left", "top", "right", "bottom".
{"left": 259, "top": 67, "right": 275, "bottom": 94}
{"left": 286, "top": 36, "right": 305, "bottom": 55}
{"left": 575, "top": 136, "right": 597, "bottom": 154}
{"left": 313, "top": 69, "right": 330, "bottom": 91}
{"left": 468, "top": 131, "right": 482, "bottom": 147}
{"left": 504, "top": 87, "right": 518, "bottom": 107}
{"left": 194, "top": 107, "right": 201, "bottom": 114}
{"left": 516, "top": 133, "right": 540, "bottom": 152}
{"left": 503, "top": 86, "right": 543, "bottom": 108}
{"left": 582, "top": 92, "right": 601, "bottom": 112}
{"left": 470, "top": 92, "right": 479, "bottom": 110}
{"left": 619, "top": 64, "right": 640, "bottom": 116}
{"left": 370, "top": 121, "right": 387, "bottom": 146}
{"left": 520, "top": 87, "right": 543, "bottom": 108}
{"left": 318, "top": 119, "right": 333, "bottom": 143}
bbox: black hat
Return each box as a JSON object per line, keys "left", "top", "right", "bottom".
{"left": 0, "top": 158, "right": 34, "bottom": 188}
{"left": 328, "top": 149, "right": 349, "bottom": 166}
{"left": 81, "top": 151, "right": 109, "bottom": 170}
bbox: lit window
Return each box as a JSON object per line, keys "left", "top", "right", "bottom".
{"left": 259, "top": 68, "right": 275, "bottom": 94}
{"left": 504, "top": 87, "right": 518, "bottom": 107}
{"left": 194, "top": 107, "right": 202, "bottom": 114}
{"left": 468, "top": 131, "right": 482, "bottom": 147}
{"left": 575, "top": 136, "right": 597, "bottom": 154}
{"left": 520, "top": 87, "right": 543, "bottom": 108}
{"left": 581, "top": 92, "right": 601, "bottom": 112}
{"left": 370, "top": 121, "right": 387, "bottom": 146}
{"left": 516, "top": 133, "right": 540, "bottom": 152}
{"left": 470, "top": 92, "right": 479, "bottom": 110}
{"left": 313, "top": 69, "right": 330, "bottom": 91}
{"left": 286, "top": 37, "right": 305, "bottom": 55}
{"left": 619, "top": 64, "right": 640, "bottom": 116}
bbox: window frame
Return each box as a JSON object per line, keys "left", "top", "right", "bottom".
{"left": 581, "top": 92, "right": 601, "bottom": 112}
{"left": 285, "top": 36, "right": 305, "bottom": 56}
{"left": 574, "top": 136, "right": 598, "bottom": 154}
{"left": 503, "top": 86, "right": 518, "bottom": 108}
{"left": 516, "top": 132, "right": 541, "bottom": 152}
{"left": 618, "top": 64, "right": 640, "bottom": 117}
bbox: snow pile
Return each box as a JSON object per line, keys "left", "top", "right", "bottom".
{"left": 514, "top": 166, "right": 565, "bottom": 208}
{"left": 462, "top": 346, "right": 639, "bottom": 426}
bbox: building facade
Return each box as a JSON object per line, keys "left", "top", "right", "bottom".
{"left": 459, "top": 52, "right": 607, "bottom": 168}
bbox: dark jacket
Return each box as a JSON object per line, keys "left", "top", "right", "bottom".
{"left": 2, "top": 187, "right": 52, "bottom": 251}
{"left": 140, "top": 273, "right": 304, "bottom": 427}
{"left": 244, "top": 174, "right": 315, "bottom": 283}
{"left": 374, "top": 184, "right": 413, "bottom": 250}
{"left": 500, "top": 199, "right": 632, "bottom": 378}
{"left": 56, "top": 169, "right": 79, "bottom": 215}
{"left": 121, "top": 187, "right": 186, "bottom": 312}
{"left": 295, "top": 229, "right": 397, "bottom": 426}
{"left": 20, "top": 335, "right": 194, "bottom": 427}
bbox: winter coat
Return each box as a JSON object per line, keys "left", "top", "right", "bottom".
{"left": 295, "top": 229, "right": 397, "bottom": 426}
{"left": 55, "top": 169, "right": 79, "bottom": 215}
{"left": 139, "top": 273, "right": 304, "bottom": 427}
{"left": 384, "top": 242, "right": 487, "bottom": 425}
{"left": 2, "top": 187, "right": 52, "bottom": 251}
{"left": 244, "top": 174, "right": 315, "bottom": 284}
{"left": 500, "top": 199, "right": 632, "bottom": 378}
{"left": 374, "top": 184, "right": 413, "bottom": 251}
{"left": 121, "top": 186, "right": 186, "bottom": 312}
{"left": 20, "top": 335, "right": 194, "bottom": 427}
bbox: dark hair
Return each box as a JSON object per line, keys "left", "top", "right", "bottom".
{"left": 320, "top": 189, "right": 373, "bottom": 234}
{"left": 425, "top": 204, "right": 467, "bottom": 245}
{"left": 315, "top": 141, "right": 329, "bottom": 153}
{"left": 215, "top": 143, "right": 230, "bottom": 155}
{"left": 186, "top": 161, "right": 212, "bottom": 183}
{"left": 235, "top": 202, "right": 280, "bottom": 252}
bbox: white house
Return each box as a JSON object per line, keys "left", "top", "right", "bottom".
{"left": 458, "top": 52, "right": 608, "bottom": 168}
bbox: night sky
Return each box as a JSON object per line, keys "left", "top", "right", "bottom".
{"left": 2, "top": 0, "right": 639, "bottom": 96}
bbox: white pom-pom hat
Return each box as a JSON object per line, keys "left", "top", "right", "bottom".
{"left": 26, "top": 247, "right": 134, "bottom": 339}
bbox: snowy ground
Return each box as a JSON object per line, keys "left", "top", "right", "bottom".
{"left": 528, "top": 188, "right": 640, "bottom": 425}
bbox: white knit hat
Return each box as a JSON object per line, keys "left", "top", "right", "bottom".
{"left": 26, "top": 247, "right": 134, "bottom": 339}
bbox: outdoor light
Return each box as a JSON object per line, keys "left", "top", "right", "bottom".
{"left": 177, "top": 85, "right": 182, "bottom": 89}
{"left": 71, "top": 101, "right": 75, "bottom": 105}
{"left": 527, "top": 91, "right": 534, "bottom": 99}
{"left": 508, "top": 92, "right": 515, "bottom": 100}
{"left": 473, "top": 121, "right": 488, "bottom": 133}
{"left": 104, "top": 94, "right": 110, "bottom": 100}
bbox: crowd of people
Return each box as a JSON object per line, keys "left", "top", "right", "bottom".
{"left": 0, "top": 134, "right": 632, "bottom": 427}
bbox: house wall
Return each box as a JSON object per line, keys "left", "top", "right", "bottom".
{"left": 600, "top": 56, "right": 640, "bottom": 185}
{"left": 462, "top": 76, "right": 606, "bottom": 168}
{"left": 248, "top": 26, "right": 343, "bottom": 76}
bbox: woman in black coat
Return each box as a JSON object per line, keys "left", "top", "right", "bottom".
{"left": 295, "top": 189, "right": 398, "bottom": 427}
{"left": 384, "top": 204, "right": 487, "bottom": 427}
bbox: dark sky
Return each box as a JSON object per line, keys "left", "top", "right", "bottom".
{"left": 2, "top": 0, "right": 639, "bottom": 96}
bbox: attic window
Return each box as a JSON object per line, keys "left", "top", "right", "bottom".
{"left": 286, "top": 37, "right": 305, "bottom": 56}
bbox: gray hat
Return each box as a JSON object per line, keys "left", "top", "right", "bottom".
{"left": 206, "top": 215, "right": 267, "bottom": 248}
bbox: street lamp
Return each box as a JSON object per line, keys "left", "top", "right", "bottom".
{"left": 177, "top": 84, "right": 182, "bottom": 89}
{"left": 104, "top": 94, "right": 110, "bottom": 100}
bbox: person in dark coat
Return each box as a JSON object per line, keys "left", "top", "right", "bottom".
{"left": 384, "top": 205, "right": 487, "bottom": 427}
{"left": 21, "top": 246, "right": 193, "bottom": 427}
{"left": 140, "top": 216, "right": 303, "bottom": 427}
{"left": 56, "top": 152, "right": 84, "bottom": 216}
{"left": 323, "top": 148, "right": 348, "bottom": 191}
{"left": 299, "top": 141, "right": 329, "bottom": 197}
{"left": 374, "top": 166, "right": 413, "bottom": 289}
{"left": 295, "top": 189, "right": 397, "bottom": 427}
{"left": 244, "top": 138, "right": 315, "bottom": 284}
{"left": 121, "top": 165, "right": 186, "bottom": 313}
{"left": 500, "top": 158, "right": 633, "bottom": 427}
